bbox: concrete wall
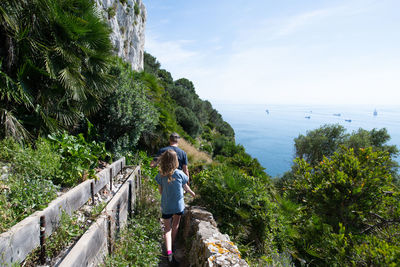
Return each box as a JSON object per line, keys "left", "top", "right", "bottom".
{"left": 58, "top": 166, "right": 140, "bottom": 267}
{"left": 0, "top": 158, "right": 125, "bottom": 266}
{"left": 182, "top": 206, "right": 249, "bottom": 267}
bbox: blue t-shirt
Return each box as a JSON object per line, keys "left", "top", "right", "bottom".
{"left": 155, "top": 169, "right": 188, "bottom": 214}
{"left": 155, "top": 146, "right": 188, "bottom": 170}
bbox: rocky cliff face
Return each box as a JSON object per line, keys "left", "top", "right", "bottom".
{"left": 95, "top": 0, "right": 146, "bottom": 71}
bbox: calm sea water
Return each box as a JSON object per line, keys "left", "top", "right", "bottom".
{"left": 214, "top": 104, "right": 400, "bottom": 177}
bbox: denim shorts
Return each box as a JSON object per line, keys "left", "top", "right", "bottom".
{"left": 161, "top": 210, "right": 184, "bottom": 219}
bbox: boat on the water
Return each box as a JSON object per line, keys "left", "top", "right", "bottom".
{"left": 333, "top": 113, "right": 341, "bottom": 116}
{"left": 345, "top": 119, "right": 352, "bottom": 122}
{"left": 305, "top": 116, "right": 311, "bottom": 119}
{"left": 373, "top": 109, "right": 378, "bottom": 116}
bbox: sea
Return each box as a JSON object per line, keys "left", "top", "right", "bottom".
{"left": 214, "top": 104, "right": 400, "bottom": 177}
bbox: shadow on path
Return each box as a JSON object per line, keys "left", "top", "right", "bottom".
{"left": 158, "top": 221, "right": 189, "bottom": 267}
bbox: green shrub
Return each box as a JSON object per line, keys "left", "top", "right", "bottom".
{"left": 107, "top": 6, "right": 117, "bottom": 18}
{"left": 175, "top": 106, "right": 202, "bottom": 138}
{"left": 193, "top": 165, "right": 288, "bottom": 260}
{"left": 134, "top": 2, "right": 140, "bottom": 16}
{"left": 48, "top": 132, "right": 109, "bottom": 187}
{"left": 0, "top": 138, "right": 59, "bottom": 232}
{"left": 90, "top": 58, "right": 158, "bottom": 157}
{"left": 285, "top": 147, "right": 400, "bottom": 265}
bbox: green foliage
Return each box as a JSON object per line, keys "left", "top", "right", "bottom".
{"left": 284, "top": 146, "right": 400, "bottom": 266}
{"left": 140, "top": 52, "right": 235, "bottom": 151}
{"left": 143, "top": 52, "right": 161, "bottom": 76}
{"left": 226, "top": 152, "right": 267, "bottom": 178}
{"left": 103, "top": 175, "right": 162, "bottom": 266}
{"left": 107, "top": 5, "right": 117, "bottom": 18}
{"left": 48, "top": 131, "right": 109, "bottom": 187}
{"left": 352, "top": 230, "right": 400, "bottom": 266}
{"left": 193, "top": 165, "right": 288, "bottom": 259}
{"left": 175, "top": 106, "right": 202, "bottom": 137}
{"left": 294, "top": 124, "right": 347, "bottom": 166}
{"left": 294, "top": 124, "right": 399, "bottom": 167}
{"left": 0, "top": 0, "right": 114, "bottom": 140}
{"left": 133, "top": 71, "right": 181, "bottom": 152}
{"left": 25, "top": 202, "right": 106, "bottom": 265}
{"left": 24, "top": 211, "right": 85, "bottom": 265}
{"left": 134, "top": 2, "right": 140, "bottom": 16}
{"left": 90, "top": 58, "right": 158, "bottom": 157}
{"left": 291, "top": 147, "right": 394, "bottom": 231}
{"left": 125, "top": 150, "right": 158, "bottom": 181}
{"left": 0, "top": 138, "right": 59, "bottom": 232}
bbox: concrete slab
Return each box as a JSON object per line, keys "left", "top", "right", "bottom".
{"left": 57, "top": 165, "right": 140, "bottom": 267}
{"left": 0, "top": 158, "right": 126, "bottom": 265}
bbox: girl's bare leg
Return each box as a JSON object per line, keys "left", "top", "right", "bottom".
{"left": 171, "top": 214, "right": 181, "bottom": 247}
{"left": 163, "top": 218, "right": 172, "bottom": 252}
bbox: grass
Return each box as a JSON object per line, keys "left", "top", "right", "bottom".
{"left": 23, "top": 202, "right": 107, "bottom": 266}
{"left": 179, "top": 138, "right": 212, "bottom": 165}
{"left": 102, "top": 176, "right": 162, "bottom": 266}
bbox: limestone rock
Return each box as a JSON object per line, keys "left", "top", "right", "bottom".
{"left": 183, "top": 206, "right": 249, "bottom": 267}
{"left": 94, "top": 0, "right": 146, "bottom": 71}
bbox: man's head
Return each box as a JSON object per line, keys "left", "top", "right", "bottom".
{"left": 169, "top": 132, "right": 180, "bottom": 144}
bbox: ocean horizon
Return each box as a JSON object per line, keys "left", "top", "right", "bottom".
{"left": 214, "top": 103, "right": 400, "bottom": 177}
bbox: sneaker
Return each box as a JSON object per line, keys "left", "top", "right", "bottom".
{"left": 168, "top": 254, "right": 180, "bottom": 266}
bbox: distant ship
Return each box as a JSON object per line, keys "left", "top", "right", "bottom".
{"left": 345, "top": 119, "right": 352, "bottom": 122}
{"left": 373, "top": 109, "right": 378, "bottom": 116}
{"left": 266, "top": 109, "right": 269, "bottom": 114}
{"left": 333, "top": 113, "right": 341, "bottom": 117}
{"left": 305, "top": 116, "right": 311, "bottom": 119}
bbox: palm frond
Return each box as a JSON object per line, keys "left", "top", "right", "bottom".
{"left": 0, "top": 108, "right": 31, "bottom": 141}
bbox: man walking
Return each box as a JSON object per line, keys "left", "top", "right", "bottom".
{"left": 151, "top": 132, "right": 189, "bottom": 179}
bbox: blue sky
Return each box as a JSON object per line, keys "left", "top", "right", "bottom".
{"left": 143, "top": 0, "right": 400, "bottom": 105}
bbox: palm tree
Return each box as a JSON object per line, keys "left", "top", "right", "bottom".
{"left": 0, "top": 0, "right": 114, "bottom": 140}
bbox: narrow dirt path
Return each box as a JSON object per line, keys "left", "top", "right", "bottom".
{"left": 158, "top": 221, "right": 189, "bottom": 267}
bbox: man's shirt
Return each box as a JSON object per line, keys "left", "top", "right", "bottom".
{"left": 155, "top": 146, "right": 188, "bottom": 170}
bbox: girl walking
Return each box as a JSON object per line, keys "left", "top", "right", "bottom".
{"left": 155, "top": 150, "right": 195, "bottom": 264}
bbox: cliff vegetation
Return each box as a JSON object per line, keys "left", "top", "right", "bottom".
{"left": 0, "top": 0, "right": 399, "bottom": 266}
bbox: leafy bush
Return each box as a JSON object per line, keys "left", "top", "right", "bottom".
{"left": 294, "top": 125, "right": 398, "bottom": 167}
{"left": 193, "top": 165, "right": 289, "bottom": 260}
{"left": 175, "top": 106, "right": 202, "bottom": 137}
{"left": 0, "top": 138, "right": 59, "bottom": 232}
{"left": 284, "top": 146, "right": 400, "bottom": 265}
{"left": 48, "top": 132, "right": 109, "bottom": 187}
{"left": 134, "top": 2, "right": 140, "bottom": 16}
{"left": 90, "top": 58, "right": 158, "bottom": 157}
{"left": 107, "top": 6, "right": 117, "bottom": 18}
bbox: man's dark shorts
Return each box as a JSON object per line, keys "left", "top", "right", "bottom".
{"left": 161, "top": 210, "right": 184, "bottom": 219}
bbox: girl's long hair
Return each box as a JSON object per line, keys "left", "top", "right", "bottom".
{"left": 158, "top": 150, "right": 179, "bottom": 183}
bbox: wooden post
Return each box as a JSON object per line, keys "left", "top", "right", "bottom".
{"left": 138, "top": 169, "right": 142, "bottom": 199}
{"left": 39, "top": 215, "right": 46, "bottom": 264}
{"left": 120, "top": 161, "right": 123, "bottom": 174}
{"left": 109, "top": 167, "right": 113, "bottom": 192}
{"left": 128, "top": 180, "right": 132, "bottom": 219}
{"left": 90, "top": 182, "right": 95, "bottom": 205}
{"left": 107, "top": 215, "right": 112, "bottom": 254}
{"left": 116, "top": 202, "right": 120, "bottom": 239}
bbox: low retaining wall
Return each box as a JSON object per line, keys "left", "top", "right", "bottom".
{"left": 0, "top": 158, "right": 125, "bottom": 265}
{"left": 58, "top": 166, "right": 141, "bottom": 267}
{"left": 182, "top": 206, "right": 248, "bottom": 267}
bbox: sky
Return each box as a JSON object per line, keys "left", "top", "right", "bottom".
{"left": 143, "top": 0, "right": 400, "bottom": 105}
